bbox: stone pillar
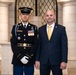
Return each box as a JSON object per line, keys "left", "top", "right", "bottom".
{"left": 0, "top": 2, "right": 9, "bottom": 43}
{"left": 0, "top": 42, "right": 13, "bottom": 75}
{"left": 0, "top": 0, "right": 15, "bottom": 43}
{"left": 63, "top": 0, "right": 76, "bottom": 60}
{"left": 62, "top": 0, "right": 76, "bottom": 75}
{"left": 58, "top": 0, "right": 76, "bottom": 75}
{"left": 0, "top": 0, "right": 15, "bottom": 74}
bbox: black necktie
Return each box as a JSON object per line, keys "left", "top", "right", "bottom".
{"left": 24, "top": 25, "right": 26, "bottom": 28}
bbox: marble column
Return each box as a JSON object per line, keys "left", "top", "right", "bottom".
{"left": 62, "top": 1, "right": 76, "bottom": 75}
{"left": 0, "top": 0, "right": 15, "bottom": 74}
{"left": 0, "top": 0, "right": 15, "bottom": 43}
{"left": 58, "top": 0, "right": 76, "bottom": 75}
{"left": 0, "top": 2, "right": 9, "bottom": 43}
{"left": 62, "top": 0, "right": 76, "bottom": 61}
{"left": 0, "top": 42, "right": 13, "bottom": 75}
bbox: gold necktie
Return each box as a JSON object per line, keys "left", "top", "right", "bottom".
{"left": 47, "top": 25, "right": 52, "bottom": 40}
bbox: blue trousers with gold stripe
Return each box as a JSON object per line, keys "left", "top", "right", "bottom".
{"left": 13, "top": 65, "right": 34, "bottom": 75}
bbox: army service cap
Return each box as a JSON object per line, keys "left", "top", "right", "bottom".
{"left": 19, "top": 7, "right": 33, "bottom": 14}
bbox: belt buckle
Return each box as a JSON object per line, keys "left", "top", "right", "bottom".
{"left": 23, "top": 43, "right": 26, "bottom": 47}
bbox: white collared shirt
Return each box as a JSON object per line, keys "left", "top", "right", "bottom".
{"left": 22, "top": 22, "right": 28, "bottom": 27}
{"left": 47, "top": 22, "right": 55, "bottom": 34}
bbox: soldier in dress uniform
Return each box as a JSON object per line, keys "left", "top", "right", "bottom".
{"left": 10, "top": 7, "right": 38, "bottom": 75}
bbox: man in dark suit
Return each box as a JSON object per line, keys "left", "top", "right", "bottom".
{"left": 35, "top": 9, "right": 68, "bottom": 75}
{"left": 10, "top": 7, "right": 38, "bottom": 75}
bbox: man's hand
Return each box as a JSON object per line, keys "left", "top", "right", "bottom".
{"left": 60, "top": 62, "right": 67, "bottom": 69}
{"left": 20, "top": 56, "right": 29, "bottom": 64}
{"left": 35, "top": 61, "right": 40, "bottom": 69}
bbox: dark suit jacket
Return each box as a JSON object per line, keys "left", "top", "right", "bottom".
{"left": 36, "top": 23, "right": 68, "bottom": 65}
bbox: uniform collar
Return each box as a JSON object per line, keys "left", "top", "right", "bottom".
{"left": 22, "top": 22, "right": 28, "bottom": 27}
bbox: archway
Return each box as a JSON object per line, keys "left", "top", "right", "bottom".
{"left": 15, "top": 0, "right": 58, "bottom": 24}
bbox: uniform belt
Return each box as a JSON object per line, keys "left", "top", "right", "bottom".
{"left": 17, "top": 43, "right": 32, "bottom": 47}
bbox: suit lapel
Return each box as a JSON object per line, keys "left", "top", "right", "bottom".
{"left": 43, "top": 25, "right": 48, "bottom": 40}
{"left": 42, "top": 23, "right": 58, "bottom": 41}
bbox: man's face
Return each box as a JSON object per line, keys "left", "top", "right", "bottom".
{"left": 45, "top": 10, "right": 56, "bottom": 24}
{"left": 20, "top": 13, "right": 30, "bottom": 22}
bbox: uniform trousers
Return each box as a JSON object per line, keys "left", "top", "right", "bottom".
{"left": 13, "top": 65, "right": 34, "bottom": 75}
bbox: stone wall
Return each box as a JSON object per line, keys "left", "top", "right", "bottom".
{"left": 0, "top": 43, "right": 13, "bottom": 75}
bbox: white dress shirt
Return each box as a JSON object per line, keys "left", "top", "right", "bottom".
{"left": 46, "top": 22, "right": 55, "bottom": 34}
{"left": 22, "top": 22, "right": 28, "bottom": 27}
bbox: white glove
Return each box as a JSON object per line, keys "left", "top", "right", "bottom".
{"left": 20, "top": 56, "right": 29, "bottom": 64}
{"left": 24, "top": 56, "right": 29, "bottom": 59}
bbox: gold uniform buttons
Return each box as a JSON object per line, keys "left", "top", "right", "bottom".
{"left": 24, "top": 47, "right": 26, "bottom": 49}
{"left": 18, "top": 34, "right": 20, "bottom": 35}
{"left": 24, "top": 35, "right": 26, "bottom": 36}
{"left": 24, "top": 39, "right": 26, "bottom": 41}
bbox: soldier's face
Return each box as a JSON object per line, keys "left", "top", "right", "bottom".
{"left": 45, "top": 10, "right": 56, "bottom": 24}
{"left": 20, "top": 13, "right": 30, "bottom": 22}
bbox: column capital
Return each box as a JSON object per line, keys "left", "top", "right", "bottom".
{"left": 0, "top": 0, "right": 15, "bottom": 5}
{"left": 57, "top": 0, "right": 76, "bottom": 3}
